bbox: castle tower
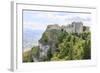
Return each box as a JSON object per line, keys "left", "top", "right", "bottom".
{"left": 72, "top": 22, "right": 83, "bottom": 33}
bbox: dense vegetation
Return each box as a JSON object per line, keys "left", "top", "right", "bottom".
{"left": 23, "top": 50, "right": 33, "bottom": 62}
{"left": 23, "top": 28, "right": 91, "bottom": 62}
{"left": 40, "top": 29, "right": 91, "bottom": 61}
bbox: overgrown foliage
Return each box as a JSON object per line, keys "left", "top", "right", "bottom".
{"left": 51, "top": 31, "right": 91, "bottom": 60}
{"left": 23, "top": 29, "right": 91, "bottom": 62}
{"left": 23, "top": 50, "right": 33, "bottom": 62}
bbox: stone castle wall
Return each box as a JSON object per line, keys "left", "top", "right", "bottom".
{"left": 47, "top": 22, "right": 84, "bottom": 33}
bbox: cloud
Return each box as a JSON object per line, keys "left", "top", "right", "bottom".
{"left": 23, "top": 10, "right": 92, "bottom": 29}
{"left": 35, "top": 12, "right": 68, "bottom": 21}
{"left": 23, "top": 21, "right": 47, "bottom": 30}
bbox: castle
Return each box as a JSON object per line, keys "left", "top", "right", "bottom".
{"left": 46, "top": 21, "right": 83, "bottom": 33}
{"left": 33, "top": 22, "right": 90, "bottom": 61}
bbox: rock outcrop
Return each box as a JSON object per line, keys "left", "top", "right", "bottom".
{"left": 32, "top": 21, "right": 90, "bottom": 61}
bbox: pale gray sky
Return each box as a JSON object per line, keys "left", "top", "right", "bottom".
{"left": 23, "top": 10, "right": 91, "bottom": 31}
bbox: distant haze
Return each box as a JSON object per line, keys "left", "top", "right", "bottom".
{"left": 23, "top": 10, "right": 92, "bottom": 50}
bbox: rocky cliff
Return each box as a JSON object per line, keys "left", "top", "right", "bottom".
{"left": 31, "top": 22, "right": 90, "bottom": 62}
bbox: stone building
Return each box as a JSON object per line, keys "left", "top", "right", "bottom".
{"left": 62, "top": 22, "right": 83, "bottom": 33}
{"left": 46, "top": 22, "right": 83, "bottom": 33}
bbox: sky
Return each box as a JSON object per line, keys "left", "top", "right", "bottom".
{"left": 23, "top": 10, "right": 92, "bottom": 31}
{"left": 23, "top": 10, "right": 92, "bottom": 50}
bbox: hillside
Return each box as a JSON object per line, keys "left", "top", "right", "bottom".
{"left": 23, "top": 23, "right": 91, "bottom": 62}
{"left": 32, "top": 24, "right": 91, "bottom": 61}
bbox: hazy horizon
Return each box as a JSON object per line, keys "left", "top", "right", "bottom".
{"left": 23, "top": 10, "right": 92, "bottom": 50}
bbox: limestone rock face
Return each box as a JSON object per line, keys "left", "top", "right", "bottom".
{"left": 32, "top": 21, "right": 90, "bottom": 61}
{"left": 46, "top": 24, "right": 61, "bottom": 31}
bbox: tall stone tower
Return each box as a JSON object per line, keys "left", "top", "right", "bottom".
{"left": 62, "top": 22, "right": 83, "bottom": 33}
{"left": 72, "top": 22, "right": 83, "bottom": 33}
